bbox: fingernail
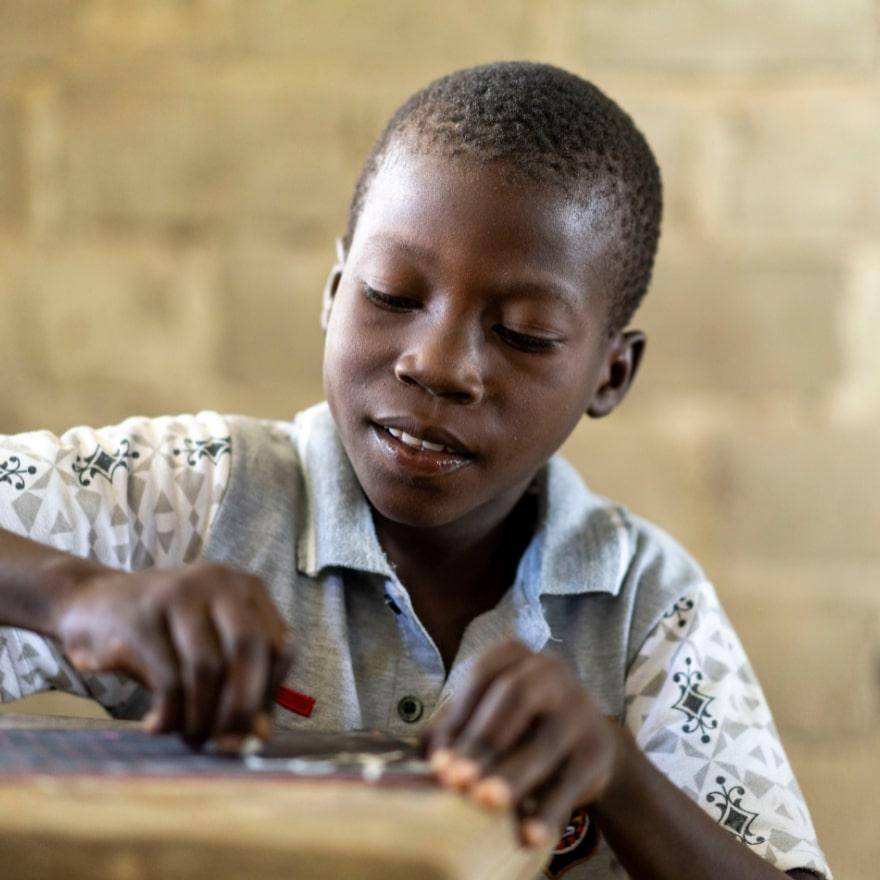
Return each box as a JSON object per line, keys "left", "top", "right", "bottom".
{"left": 447, "top": 758, "right": 480, "bottom": 788}
{"left": 472, "top": 776, "right": 512, "bottom": 810}
{"left": 251, "top": 712, "right": 272, "bottom": 741}
{"left": 430, "top": 748, "right": 453, "bottom": 772}
{"left": 522, "top": 819, "right": 552, "bottom": 847}
{"left": 142, "top": 709, "right": 160, "bottom": 733}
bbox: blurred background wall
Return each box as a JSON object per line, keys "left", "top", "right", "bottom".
{"left": 1, "top": 1, "right": 878, "bottom": 875}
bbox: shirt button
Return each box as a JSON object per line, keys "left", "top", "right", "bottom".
{"left": 397, "top": 695, "right": 424, "bottom": 723}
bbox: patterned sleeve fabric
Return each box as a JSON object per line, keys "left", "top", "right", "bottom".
{"left": 0, "top": 412, "right": 232, "bottom": 716}
{"left": 624, "top": 580, "right": 832, "bottom": 878}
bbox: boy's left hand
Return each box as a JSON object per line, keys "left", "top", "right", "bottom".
{"left": 425, "top": 638, "right": 621, "bottom": 847}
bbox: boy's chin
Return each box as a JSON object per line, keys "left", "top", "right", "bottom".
{"left": 365, "top": 487, "right": 477, "bottom": 532}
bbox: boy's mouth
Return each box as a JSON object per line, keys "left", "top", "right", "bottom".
{"left": 372, "top": 419, "right": 474, "bottom": 457}
{"left": 370, "top": 420, "right": 475, "bottom": 476}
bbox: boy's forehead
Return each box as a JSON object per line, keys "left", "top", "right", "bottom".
{"left": 352, "top": 147, "right": 618, "bottom": 306}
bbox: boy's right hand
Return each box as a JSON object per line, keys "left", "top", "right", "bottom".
{"left": 52, "top": 561, "right": 293, "bottom": 748}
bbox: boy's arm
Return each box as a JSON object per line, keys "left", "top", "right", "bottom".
{"left": 616, "top": 581, "right": 828, "bottom": 878}
{"left": 0, "top": 416, "right": 291, "bottom": 744}
{"left": 591, "top": 724, "right": 819, "bottom": 879}
{"left": 428, "top": 642, "right": 817, "bottom": 880}
{"left": 426, "top": 582, "right": 829, "bottom": 878}
{"left": 0, "top": 527, "right": 290, "bottom": 745}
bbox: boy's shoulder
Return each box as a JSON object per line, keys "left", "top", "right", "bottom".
{"left": 542, "top": 454, "right": 709, "bottom": 664}
{"left": 217, "top": 401, "right": 333, "bottom": 483}
{"left": 541, "top": 453, "right": 706, "bottom": 598}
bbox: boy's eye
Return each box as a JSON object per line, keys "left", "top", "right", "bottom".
{"left": 362, "top": 284, "right": 419, "bottom": 311}
{"left": 494, "top": 325, "right": 560, "bottom": 353}
{"left": 363, "top": 284, "right": 559, "bottom": 352}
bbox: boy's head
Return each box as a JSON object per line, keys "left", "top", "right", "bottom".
{"left": 321, "top": 62, "right": 663, "bottom": 532}
{"left": 343, "top": 61, "right": 662, "bottom": 336}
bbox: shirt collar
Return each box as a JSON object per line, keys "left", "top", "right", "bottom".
{"left": 294, "top": 402, "right": 629, "bottom": 597}
{"left": 293, "top": 403, "right": 395, "bottom": 580}
{"left": 528, "top": 455, "right": 630, "bottom": 598}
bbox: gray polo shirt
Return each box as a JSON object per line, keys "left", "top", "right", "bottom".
{"left": 0, "top": 403, "right": 830, "bottom": 879}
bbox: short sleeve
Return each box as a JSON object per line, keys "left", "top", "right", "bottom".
{"left": 624, "top": 581, "right": 832, "bottom": 879}
{"left": 0, "top": 412, "right": 232, "bottom": 714}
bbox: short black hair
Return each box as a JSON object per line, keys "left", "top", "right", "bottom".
{"left": 342, "top": 61, "right": 662, "bottom": 334}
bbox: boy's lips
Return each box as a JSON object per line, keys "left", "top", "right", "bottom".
{"left": 369, "top": 421, "right": 476, "bottom": 477}
{"left": 371, "top": 418, "right": 474, "bottom": 457}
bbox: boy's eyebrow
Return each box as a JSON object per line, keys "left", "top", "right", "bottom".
{"left": 363, "top": 234, "right": 582, "bottom": 311}
{"left": 490, "top": 279, "right": 580, "bottom": 313}
{"left": 364, "top": 234, "right": 439, "bottom": 267}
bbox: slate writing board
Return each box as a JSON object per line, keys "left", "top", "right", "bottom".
{"left": 0, "top": 727, "right": 433, "bottom": 783}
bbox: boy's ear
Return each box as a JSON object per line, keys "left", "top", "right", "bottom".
{"left": 586, "top": 330, "right": 646, "bottom": 418}
{"left": 320, "top": 237, "right": 347, "bottom": 331}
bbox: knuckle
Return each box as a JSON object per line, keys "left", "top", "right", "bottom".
{"left": 225, "top": 572, "right": 264, "bottom": 602}
{"left": 155, "top": 674, "right": 182, "bottom": 700}
{"left": 131, "top": 616, "right": 163, "bottom": 648}
{"left": 486, "top": 676, "right": 534, "bottom": 736}
{"left": 189, "top": 562, "right": 233, "bottom": 591}
{"left": 500, "top": 636, "right": 528, "bottom": 654}
{"left": 279, "top": 632, "right": 296, "bottom": 657}
{"left": 195, "top": 560, "right": 228, "bottom": 579}
{"left": 529, "top": 652, "right": 563, "bottom": 680}
{"left": 506, "top": 662, "right": 537, "bottom": 692}
{"left": 225, "top": 706, "right": 257, "bottom": 733}
{"left": 474, "top": 645, "right": 506, "bottom": 677}
{"left": 163, "top": 572, "right": 199, "bottom": 600}
{"left": 242, "top": 572, "right": 268, "bottom": 593}
{"left": 191, "top": 654, "right": 223, "bottom": 683}
{"left": 277, "top": 642, "right": 296, "bottom": 670}
{"left": 270, "top": 609, "right": 290, "bottom": 638}
{"left": 230, "top": 631, "right": 264, "bottom": 660}
{"left": 487, "top": 674, "right": 525, "bottom": 719}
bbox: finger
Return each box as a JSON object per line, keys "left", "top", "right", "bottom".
{"left": 452, "top": 653, "right": 557, "bottom": 770}
{"left": 470, "top": 713, "right": 575, "bottom": 809}
{"left": 134, "top": 619, "right": 184, "bottom": 735}
{"left": 428, "top": 639, "right": 530, "bottom": 754}
{"left": 244, "top": 576, "right": 288, "bottom": 650}
{"left": 264, "top": 633, "right": 295, "bottom": 716}
{"left": 519, "top": 753, "right": 604, "bottom": 848}
{"left": 211, "top": 598, "right": 271, "bottom": 737}
{"left": 166, "top": 603, "right": 225, "bottom": 747}
{"left": 234, "top": 573, "right": 291, "bottom": 717}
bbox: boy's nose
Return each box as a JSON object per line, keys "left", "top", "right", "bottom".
{"left": 393, "top": 324, "right": 485, "bottom": 405}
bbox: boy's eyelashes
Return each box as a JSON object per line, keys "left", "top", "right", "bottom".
{"left": 360, "top": 283, "right": 562, "bottom": 354}
{"left": 362, "top": 284, "right": 417, "bottom": 312}
{"left": 493, "top": 326, "right": 559, "bottom": 353}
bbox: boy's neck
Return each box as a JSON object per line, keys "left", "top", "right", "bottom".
{"left": 371, "top": 492, "right": 537, "bottom": 670}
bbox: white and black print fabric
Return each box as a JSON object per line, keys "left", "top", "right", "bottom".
{"left": 621, "top": 581, "right": 830, "bottom": 878}
{"left": 0, "top": 413, "right": 230, "bottom": 714}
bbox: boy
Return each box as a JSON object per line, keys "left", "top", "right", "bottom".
{"left": 0, "top": 62, "right": 829, "bottom": 879}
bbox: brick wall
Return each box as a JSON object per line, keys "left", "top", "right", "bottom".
{"left": 1, "top": 2, "right": 878, "bottom": 875}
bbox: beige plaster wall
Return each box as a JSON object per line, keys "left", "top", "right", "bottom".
{"left": 1, "top": 2, "right": 878, "bottom": 876}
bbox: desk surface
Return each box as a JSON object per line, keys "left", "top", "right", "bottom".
{"left": 0, "top": 714, "right": 550, "bottom": 880}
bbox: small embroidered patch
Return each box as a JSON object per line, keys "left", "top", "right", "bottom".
{"left": 544, "top": 807, "right": 600, "bottom": 878}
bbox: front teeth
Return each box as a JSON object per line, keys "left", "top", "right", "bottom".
{"left": 386, "top": 426, "right": 450, "bottom": 453}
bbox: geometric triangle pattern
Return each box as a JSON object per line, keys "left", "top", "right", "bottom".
{"left": 0, "top": 410, "right": 232, "bottom": 717}
{"left": 624, "top": 581, "right": 832, "bottom": 879}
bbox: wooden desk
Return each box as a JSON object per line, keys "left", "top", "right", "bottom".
{"left": 0, "top": 714, "right": 550, "bottom": 880}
